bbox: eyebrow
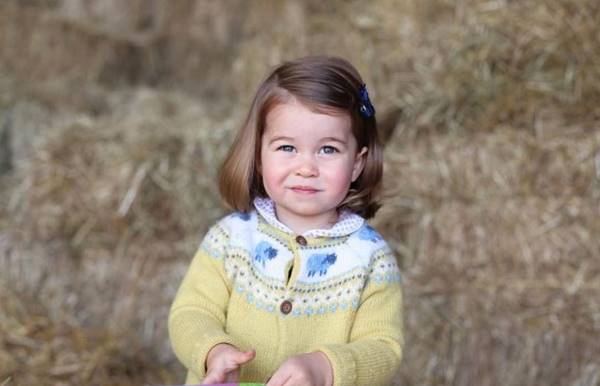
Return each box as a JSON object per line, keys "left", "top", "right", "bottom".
{"left": 321, "top": 136, "right": 347, "bottom": 144}
{"left": 267, "top": 135, "right": 348, "bottom": 145}
{"left": 268, "top": 136, "right": 295, "bottom": 144}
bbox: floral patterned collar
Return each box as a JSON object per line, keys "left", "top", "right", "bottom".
{"left": 253, "top": 197, "right": 365, "bottom": 238}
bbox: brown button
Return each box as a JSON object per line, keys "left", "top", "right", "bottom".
{"left": 280, "top": 300, "right": 293, "bottom": 315}
{"left": 295, "top": 235, "right": 307, "bottom": 246}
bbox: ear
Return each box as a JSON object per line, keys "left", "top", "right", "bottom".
{"left": 351, "top": 147, "right": 368, "bottom": 182}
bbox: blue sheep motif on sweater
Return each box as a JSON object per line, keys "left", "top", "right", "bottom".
{"left": 307, "top": 252, "right": 337, "bottom": 277}
{"left": 358, "top": 225, "right": 382, "bottom": 242}
{"left": 254, "top": 241, "right": 278, "bottom": 267}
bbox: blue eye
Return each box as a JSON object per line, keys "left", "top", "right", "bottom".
{"left": 320, "top": 146, "right": 338, "bottom": 154}
{"left": 277, "top": 145, "right": 295, "bottom": 152}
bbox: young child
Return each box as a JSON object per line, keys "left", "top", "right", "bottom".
{"left": 169, "top": 56, "right": 403, "bottom": 386}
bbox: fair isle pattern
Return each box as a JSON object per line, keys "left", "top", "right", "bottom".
{"left": 199, "top": 221, "right": 229, "bottom": 260}
{"left": 369, "top": 248, "right": 403, "bottom": 285}
{"left": 256, "top": 215, "right": 351, "bottom": 251}
{"left": 256, "top": 217, "right": 296, "bottom": 254}
{"left": 224, "top": 250, "right": 373, "bottom": 316}
{"left": 198, "top": 201, "right": 401, "bottom": 317}
{"left": 218, "top": 242, "right": 368, "bottom": 316}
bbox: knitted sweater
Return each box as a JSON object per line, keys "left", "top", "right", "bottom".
{"left": 168, "top": 198, "right": 404, "bottom": 386}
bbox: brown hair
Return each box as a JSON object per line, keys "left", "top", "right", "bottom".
{"left": 218, "top": 55, "right": 383, "bottom": 218}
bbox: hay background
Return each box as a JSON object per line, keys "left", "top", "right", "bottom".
{"left": 1, "top": 1, "right": 599, "bottom": 385}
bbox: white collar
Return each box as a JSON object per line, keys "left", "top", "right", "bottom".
{"left": 253, "top": 197, "right": 365, "bottom": 238}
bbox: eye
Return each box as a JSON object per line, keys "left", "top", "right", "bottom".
{"left": 320, "top": 146, "right": 338, "bottom": 154}
{"left": 277, "top": 145, "right": 295, "bottom": 152}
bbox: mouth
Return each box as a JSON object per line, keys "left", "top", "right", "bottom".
{"left": 290, "top": 186, "right": 320, "bottom": 194}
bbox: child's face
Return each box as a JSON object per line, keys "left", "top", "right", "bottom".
{"left": 260, "top": 100, "right": 366, "bottom": 231}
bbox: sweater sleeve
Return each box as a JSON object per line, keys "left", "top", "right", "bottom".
{"left": 316, "top": 247, "right": 404, "bottom": 386}
{"left": 168, "top": 220, "right": 239, "bottom": 380}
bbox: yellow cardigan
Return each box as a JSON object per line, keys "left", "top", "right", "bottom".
{"left": 168, "top": 199, "right": 403, "bottom": 386}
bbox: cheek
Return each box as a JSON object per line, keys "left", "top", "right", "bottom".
{"left": 260, "top": 150, "right": 274, "bottom": 181}
{"left": 323, "top": 164, "right": 354, "bottom": 191}
{"left": 260, "top": 159, "right": 284, "bottom": 189}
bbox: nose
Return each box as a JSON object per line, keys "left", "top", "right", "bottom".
{"left": 295, "top": 154, "right": 318, "bottom": 177}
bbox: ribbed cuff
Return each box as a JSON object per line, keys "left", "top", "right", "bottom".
{"left": 314, "top": 345, "right": 357, "bottom": 386}
{"left": 190, "top": 333, "right": 239, "bottom": 380}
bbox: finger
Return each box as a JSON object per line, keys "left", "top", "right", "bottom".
{"left": 202, "top": 369, "right": 226, "bottom": 385}
{"left": 266, "top": 370, "right": 292, "bottom": 386}
{"left": 234, "top": 349, "right": 256, "bottom": 365}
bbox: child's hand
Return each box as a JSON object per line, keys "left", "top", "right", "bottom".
{"left": 266, "top": 351, "right": 333, "bottom": 386}
{"left": 203, "top": 343, "right": 256, "bottom": 384}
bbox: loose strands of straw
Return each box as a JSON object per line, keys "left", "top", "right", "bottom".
{"left": 118, "top": 161, "right": 150, "bottom": 217}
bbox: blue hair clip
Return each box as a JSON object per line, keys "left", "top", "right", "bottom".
{"left": 358, "top": 84, "right": 375, "bottom": 118}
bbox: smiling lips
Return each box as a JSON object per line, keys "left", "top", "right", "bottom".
{"left": 290, "top": 186, "right": 320, "bottom": 194}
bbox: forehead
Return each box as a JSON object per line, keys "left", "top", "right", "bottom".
{"left": 264, "top": 100, "right": 352, "bottom": 138}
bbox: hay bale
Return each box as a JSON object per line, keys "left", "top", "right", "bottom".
{"left": 0, "top": 0, "right": 246, "bottom": 95}
{"left": 1, "top": 89, "right": 239, "bottom": 382}
{"left": 0, "top": 277, "right": 180, "bottom": 386}
{"left": 9, "top": 88, "right": 233, "bottom": 257}
{"left": 377, "top": 127, "right": 600, "bottom": 385}
{"left": 386, "top": 0, "right": 600, "bottom": 135}
{"left": 2, "top": 0, "right": 599, "bottom": 133}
